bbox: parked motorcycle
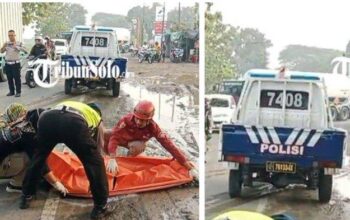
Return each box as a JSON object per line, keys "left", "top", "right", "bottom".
{"left": 25, "top": 55, "right": 49, "bottom": 88}
{"left": 138, "top": 49, "right": 152, "bottom": 64}
{"left": 170, "top": 48, "right": 184, "bottom": 63}
{"left": 149, "top": 49, "right": 161, "bottom": 63}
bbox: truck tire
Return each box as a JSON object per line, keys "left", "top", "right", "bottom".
{"left": 318, "top": 171, "right": 332, "bottom": 203}
{"left": 112, "top": 80, "right": 120, "bottom": 97}
{"left": 330, "top": 106, "right": 337, "bottom": 121}
{"left": 0, "top": 69, "right": 6, "bottom": 82}
{"left": 65, "top": 79, "right": 72, "bottom": 94}
{"left": 229, "top": 169, "right": 242, "bottom": 198}
{"left": 339, "top": 107, "right": 350, "bottom": 121}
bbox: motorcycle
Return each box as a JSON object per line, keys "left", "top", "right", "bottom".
{"left": 149, "top": 49, "right": 161, "bottom": 63}
{"left": 170, "top": 48, "right": 184, "bottom": 63}
{"left": 25, "top": 55, "right": 50, "bottom": 88}
{"left": 138, "top": 49, "right": 152, "bottom": 64}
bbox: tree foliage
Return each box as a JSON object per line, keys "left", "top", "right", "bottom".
{"left": 279, "top": 45, "right": 343, "bottom": 72}
{"left": 92, "top": 13, "right": 131, "bottom": 29}
{"left": 232, "top": 28, "right": 272, "bottom": 74}
{"left": 22, "top": 3, "right": 87, "bottom": 37}
{"left": 167, "top": 4, "right": 199, "bottom": 31}
{"left": 205, "top": 3, "right": 236, "bottom": 92}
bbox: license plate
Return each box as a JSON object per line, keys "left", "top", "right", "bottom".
{"left": 266, "top": 161, "right": 296, "bottom": 174}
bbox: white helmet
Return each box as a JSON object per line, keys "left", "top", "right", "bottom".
{"left": 35, "top": 35, "right": 43, "bottom": 41}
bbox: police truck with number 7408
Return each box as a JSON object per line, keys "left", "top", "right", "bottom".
{"left": 219, "top": 69, "right": 347, "bottom": 202}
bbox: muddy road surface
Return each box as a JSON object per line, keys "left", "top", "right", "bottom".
{"left": 206, "top": 121, "right": 350, "bottom": 220}
{"left": 0, "top": 54, "right": 199, "bottom": 220}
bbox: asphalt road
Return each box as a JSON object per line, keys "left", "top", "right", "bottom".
{"left": 205, "top": 121, "right": 350, "bottom": 220}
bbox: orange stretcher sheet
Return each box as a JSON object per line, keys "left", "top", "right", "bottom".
{"left": 47, "top": 151, "right": 193, "bottom": 197}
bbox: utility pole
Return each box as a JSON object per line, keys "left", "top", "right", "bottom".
{"left": 178, "top": 2, "right": 181, "bottom": 29}
{"left": 141, "top": 4, "right": 145, "bottom": 45}
{"left": 160, "top": 2, "right": 165, "bottom": 45}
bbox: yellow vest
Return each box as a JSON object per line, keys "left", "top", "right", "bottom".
{"left": 57, "top": 101, "right": 101, "bottom": 130}
{"left": 213, "top": 211, "right": 273, "bottom": 220}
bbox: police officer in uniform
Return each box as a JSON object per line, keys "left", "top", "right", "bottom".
{"left": 20, "top": 101, "right": 114, "bottom": 220}
{"left": 0, "top": 30, "right": 27, "bottom": 97}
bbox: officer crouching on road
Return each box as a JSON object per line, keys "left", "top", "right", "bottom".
{"left": 104, "top": 100, "right": 197, "bottom": 178}
{"left": 20, "top": 101, "right": 115, "bottom": 220}
{"left": 0, "top": 30, "right": 28, "bottom": 97}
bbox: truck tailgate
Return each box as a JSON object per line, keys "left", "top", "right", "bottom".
{"left": 61, "top": 55, "right": 127, "bottom": 77}
{"left": 221, "top": 124, "right": 347, "bottom": 168}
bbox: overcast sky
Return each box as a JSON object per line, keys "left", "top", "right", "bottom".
{"left": 24, "top": 0, "right": 196, "bottom": 38}
{"left": 211, "top": 0, "right": 350, "bottom": 68}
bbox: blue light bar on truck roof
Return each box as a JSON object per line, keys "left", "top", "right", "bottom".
{"left": 96, "top": 28, "right": 114, "bottom": 32}
{"left": 290, "top": 75, "right": 320, "bottom": 80}
{"left": 249, "top": 73, "right": 276, "bottom": 78}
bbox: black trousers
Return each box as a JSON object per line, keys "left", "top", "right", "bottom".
{"left": 5, "top": 63, "right": 21, "bottom": 94}
{"left": 22, "top": 110, "right": 108, "bottom": 208}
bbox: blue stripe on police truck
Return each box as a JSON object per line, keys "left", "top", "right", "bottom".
{"left": 244, "top": 126, "right": 323, "bottom": 147}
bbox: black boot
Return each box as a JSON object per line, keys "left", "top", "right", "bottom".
{"left": 19, "top": 194, "right": 33, "bottom": 209}
{"left": 90, "top": 203, "right": 116, "bottom": 220}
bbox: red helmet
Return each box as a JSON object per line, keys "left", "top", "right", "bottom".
{"left": 134, "top": 100, "right": 155, "bottom": 120}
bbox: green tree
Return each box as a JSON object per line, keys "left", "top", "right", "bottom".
{"left": 127, "top": 3, "right": 161, "bottom": 41}
{"left": 232, "top": 28, "right": 272, "bottom": 74}
{"left": 91, "top": 13, "right": 131, "bottom": 29}
{"left": 22, "top": 3, "right": 51, "bottom": 26}
{"left": 23, "top": 3, "right": 87, "bottom": 37}
{"left": 167, "top": 5, "right": 198, "bottom": 31}
{"left": 205, "top": 3, "right": 236, "bottom": 92}
{"left": 67, "top": 4, "right": 88, "bottom": 27}
{"left": 279, "top": 45, "right": 343, "bottom": 72}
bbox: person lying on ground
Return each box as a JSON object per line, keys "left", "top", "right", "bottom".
{"left": 0, "top": 103, "right": 67, "bottom": 194}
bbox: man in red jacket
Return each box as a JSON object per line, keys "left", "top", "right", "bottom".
{"left": 105, "top": 100, "right": 195, "bottom": 173}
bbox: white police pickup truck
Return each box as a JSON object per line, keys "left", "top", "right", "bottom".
{"left": 62, "top": 27, "right": 127, "bottom": 97}
{"left": 220, "top": 69, "right": 347, "bottom": 202}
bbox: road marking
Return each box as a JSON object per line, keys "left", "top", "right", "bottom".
{"left": 40, "top": 190, "right": 60, "bottom": 220}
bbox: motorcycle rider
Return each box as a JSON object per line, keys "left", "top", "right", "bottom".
{"left": 20, "top": 101, "right": 115, "bottom": 220}
{"left": 104, "top": 100, "right": 196, "bottom": 177}
{"left": 29, "top": 36, "right": 48, "bottom": 59}
{"left": 154, "top": 41, "right": 161, "bottom": 61}
{"left": 28, "top": 36, "right": 48, "bottom": 82}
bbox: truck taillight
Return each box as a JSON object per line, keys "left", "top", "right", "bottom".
{"left": 224, "top": 155, "right": 249, "bottom": 164}
{"left": 319, "top": 161, "right": 337, "bottom": 168}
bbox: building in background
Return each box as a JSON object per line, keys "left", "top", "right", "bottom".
{"left": 0, "top": 2, "right": 23, "bottom": 44}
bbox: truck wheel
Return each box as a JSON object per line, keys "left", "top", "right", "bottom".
{"left": 0, "top": 69, "right": 7, "bottom": 82}
{"left": 112, "top": 80, "right": 120, "bottom": 97}
{"left": 339, "top": 107, "right": 350, "bottom": 121}
{"left": 229, "top": 169, "right": 242, "bottom": 198}
{"left": 330, "top": 106, "right": 337, "bottom": 121}
{"left": 318, "top": 171, "right": 332, "bottom": 203}
{"left": 65, "top": 79, "right": 72, "bottom": 94}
